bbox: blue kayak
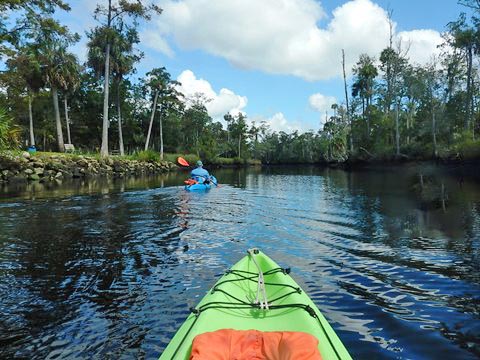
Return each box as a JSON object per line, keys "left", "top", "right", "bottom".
{"left": 184, "top": 176, "right": 217, "bottom": 192}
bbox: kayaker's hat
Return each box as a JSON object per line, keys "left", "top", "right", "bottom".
{"left": 196, "top": 160, "right": 203, "bottom": 167}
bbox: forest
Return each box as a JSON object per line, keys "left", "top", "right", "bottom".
{"left": 0, "top": 0, "right": 479, "bottom": 164}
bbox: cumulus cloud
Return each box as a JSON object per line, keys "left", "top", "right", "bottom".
{"left": 309, "top": 93, "right": 337, "bottom": 114}
{"left": 176, "top": 70, "right": 247, "bottom": 120}
{"left": 251, "top": 113, "right": 305, "bottom": 133}
{"left": 141, "top": 31, "right": 174, "bottom": 58}
{"left": 397, "top": 30, "right": 444, "bottom": 65}
{"left": 146, "top": 0, "right": 444, "bottom": 81}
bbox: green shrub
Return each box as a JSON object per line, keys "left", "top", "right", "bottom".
{"left": 402, "top": 142, "right": 434, "bottom": 159}
{"left": 129, "top": 150, "right": 160, "bottom": 162}
{"left": 233, "top": 157, "right": 246, "bottom": 165}
{"left": 208, "top": 157, "right": 261, "bottom": 166}
{"left": 209, "top": 157, "right": 246, "bottom": 166}
{"left": 456, "top": 138, "right": 480, "bottom": 160}
{"left": 209, "top": 157, "right": 232, "bottom": 166}
{"left": 0, "top": 108, "right": 21, "bottom": 150}
{"left": 247, "top": 159, "right": 262, "bottom": 166}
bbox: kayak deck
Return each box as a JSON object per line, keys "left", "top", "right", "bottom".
{"left": 160, "top": 250, "right": 351, "bottom": 359}
{"left": 184, "top": 175, "right": 217, "bottom": 191}
{"left": 184, "top": 183, "right": 211, "bottom": 191}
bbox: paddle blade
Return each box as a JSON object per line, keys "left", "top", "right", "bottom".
{"left": 177, "top": 157, "right": 190, "bottom": 167}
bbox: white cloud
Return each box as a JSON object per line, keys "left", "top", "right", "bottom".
{"left": 176, "top": 70, "right": 247, "bottom": 120}
{"left": 251, "top": 113, "right": 305, "bottom": 133}
{"left": 146, "top": 0, "right": 443, "bottom": 81}
{"left": 140, "top": 31, "right": 174, "bottom": 58}
{"left": 309, "top": 93, "right": 340, "bottom": 128}
{"left": 397, "top": 29, "right": 444, "bottom": 65}
{"left": 309, "top": 93, "right": 337, "bottom": 114}
{"left": 176, "top": 71, "right": 305, "bottom": 133}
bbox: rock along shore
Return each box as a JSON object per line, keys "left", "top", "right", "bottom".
{"left": 0, "top": 152, "right": 177, "bottom": 184}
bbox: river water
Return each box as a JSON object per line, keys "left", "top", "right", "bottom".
{"left": 0, "top": 165, "right": 479, "bottom": 359}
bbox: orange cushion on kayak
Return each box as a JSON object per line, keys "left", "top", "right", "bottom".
{"left": 189, "top": 329, "right": 322, "bottom": 360}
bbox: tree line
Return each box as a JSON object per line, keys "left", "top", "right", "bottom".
{"left": 0, "top": 0, "right": 479, "bottom": 164}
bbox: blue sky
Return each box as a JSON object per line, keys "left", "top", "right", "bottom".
{"left": 59, "top": 0, "right": 470, "bottom": 132}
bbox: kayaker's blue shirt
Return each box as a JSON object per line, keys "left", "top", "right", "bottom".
{"left": 191, "top": 167, "right": 210, "bottom": 182}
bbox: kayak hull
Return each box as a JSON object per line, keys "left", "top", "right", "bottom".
{"left": 184, "top": 183, "right": 211, "bottom": 191}
{"left": 159, "top": 250, "right": 352, "bottom": 359}
{"left": 184, "top": 176, "right": 217, "bottom": 192}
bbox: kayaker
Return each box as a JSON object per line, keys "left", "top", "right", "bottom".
{"left": 190, "top": 160, "right": 210, "bottom": 183}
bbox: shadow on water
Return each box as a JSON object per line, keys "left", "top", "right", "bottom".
{"left": 0, "top": 164, "right": 479, "bottom": 359}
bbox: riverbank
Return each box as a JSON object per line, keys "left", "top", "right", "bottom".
{"left": 262, "top": 151, "right": 480, "bottom": 169}
{"left": 163, "top": 153, "right": 262, "bottom": 168}
{"left": 0, "top": 151, "right": 177, "bottom": 184}
{"left": 3, "top": 149, "right": 477, "bottom": 186}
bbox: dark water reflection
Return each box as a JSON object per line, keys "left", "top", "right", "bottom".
{"left": 0, "top": 164, "right": 479, "bottom": 359}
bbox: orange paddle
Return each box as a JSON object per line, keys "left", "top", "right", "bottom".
{"left": 177, "top": 157, "right": 190, "bottom": 167}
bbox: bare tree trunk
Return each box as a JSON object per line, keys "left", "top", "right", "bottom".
{"left": 406, "top": 112, "right": 409, "bottom": 145}
{"left": 407, "top": 101, "right": 414, "bottom": 145}
{"left": 64, "top": 97, "right": 72, "bottom": 144}
{"left": 471, "top": 77, "right": 475, "bottom": 140}
{"left": 432, "top": 107, "right": 437, "bottom": 157}
{"left": 52, "top": 86, "right": 65, "bottom": 152}
{"left": 342, "top": 49, "right": 353, "bottom": 153}
{"left": 116, "top": 82, "right": 124, "bottom": 156}
{"left": 466, "top": 46, "right": 473, "bottom": 132}
{"left": 28, "top": 94, "right": 35, "bottom": 146}
{"left": 365, "top": 97, "right": 370, "bottom": 136}
{"left": 238, "top": 134, "right": 241, "bottom": 158}
{"left": 100, "top": 42, "right": 111, "bottom": 157}
{"left": 441, "top": 182, "right": 446, "bottom": 212}
{"left": 159, "top": 109, "right": 163, "bottom": 160}
{"left": 395, "top": 101, "right": 400, "bottom": 156}
{"left": 195, "top": 129, "right": 199, "bottom": 156}
{"left": 144, "top": 90, "right": 158, "bottom": 151}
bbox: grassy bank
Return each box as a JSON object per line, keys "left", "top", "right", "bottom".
{"left": 1, "top": 150, "right": 262, "bottom": 168}
{"left": 121, "top": 151, "right": 261, "bottom": 167}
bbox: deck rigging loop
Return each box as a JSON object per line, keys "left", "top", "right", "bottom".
{"left": 248, "top": 248, "right": 270, "bottom": 310}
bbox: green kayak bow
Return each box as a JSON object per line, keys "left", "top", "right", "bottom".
{"left": 160, "top": 249, "right": 352, "bottom": 359}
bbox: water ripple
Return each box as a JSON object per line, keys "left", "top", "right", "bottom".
{"left": 0, "top": 167, "right": 479, "bottom": 359}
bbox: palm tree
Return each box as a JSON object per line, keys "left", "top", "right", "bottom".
{"left": 157, "top": 81, "right": 183, "bottom": 159}
{"left": 111, "top": 28, "right": 141, "bottom": 156}
{"left": 144, "top": 67, "right": 179, "bottom": 159}
{"left": 448, "top": 14, "right": 478, "bottom": 133}
{"left": 43, "top": 49, "right": 80, "bottom": 152}
{"left": 248, "top": 121, "right": 268, "bottom": 160}
{"left": 352, "top": 54, "right": 378, "bottom": 137}
{"left": 58, "top": 53, "right": 81, "bottom": 145}
{"left": 88, "top": 26, "right": 140, "bottom": 155}
{"left": 227, "top": 113, "right": 248, "bottom": 158}
{"left": 7, "top": 46, "right": 45, "bottom": 147}
{"left": 331, "top": 103, "right": 338, "bottom": 118}
{"left": 92, "top": 0, "right": 162, "bottom": 157}
{"left": 248, "top": 121, "right": 260, "bottom": 159}
{"left": 36, "top": 18, "right": 79, "bottom": 152}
